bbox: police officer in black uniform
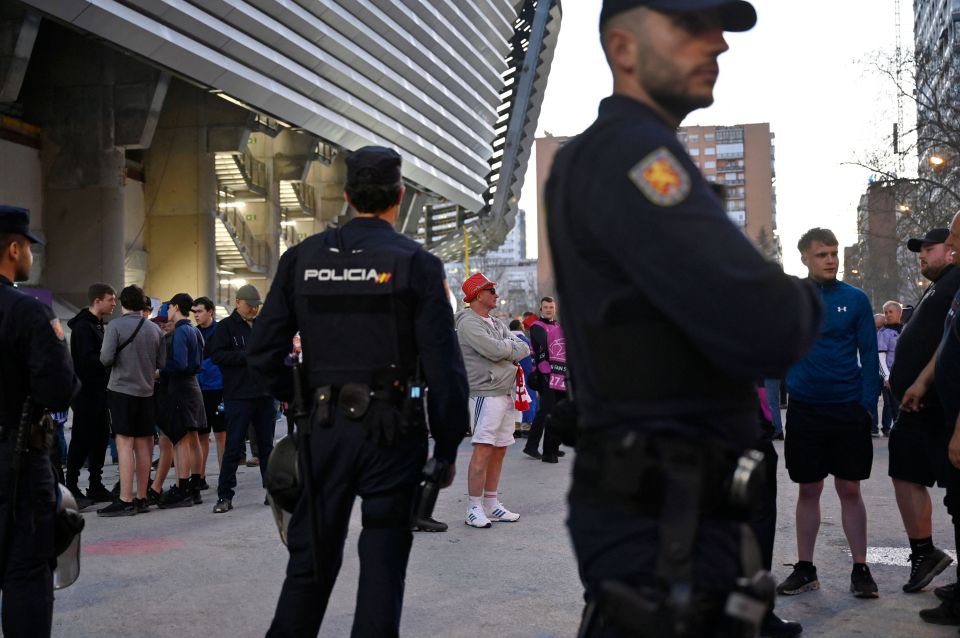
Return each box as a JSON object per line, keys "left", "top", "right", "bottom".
{"left": 0, "top": 206, "right": 77, "bottom": 636}
{"left": 546, "top": 2, "right": 822, "bottom": 637}
{"left": 248, "top": 146, "right": 469, "bottom": 637}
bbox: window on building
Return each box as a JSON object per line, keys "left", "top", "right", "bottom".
{"left": 704, "top": 160, "right": 716, "bottom": 169}
{"left": 689, "top": 148, "right": 699, "bottom": 156}
{"left": 705, "top": 133, "right": 715, "bottom": 141}
{"left": 705, "top": 147, "right": 715, "bottom": 155}
{"left": 689, "top": 134, "right": 699, "bottom": 142}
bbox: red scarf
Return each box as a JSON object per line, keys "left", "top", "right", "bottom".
{"left": 514, "top": 364, "right": 531, "bottom": 411}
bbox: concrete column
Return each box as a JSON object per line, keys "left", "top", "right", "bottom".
{"left": 37, "top": 48, "right": 126, "bottom": 308}
{"left": 143, "top": 79, "right": 246, "bottom": 301}
{"left": 247, "top": 131, "right": 281, "bottom": 280}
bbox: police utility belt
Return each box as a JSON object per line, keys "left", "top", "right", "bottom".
{"left": 571, "top": 430, "right": 764, "bottom": 519}
{"left": 311, "top": 376, "right": 425, "bottom": 446}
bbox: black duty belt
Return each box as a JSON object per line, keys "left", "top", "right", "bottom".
{"left": 570, "top": 429, "right": 742, "bottom": 519}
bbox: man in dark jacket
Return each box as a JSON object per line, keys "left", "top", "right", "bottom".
{"left": 206, "top": 284, "right": 275, "bottom": 512}
{"left": 66, "top": 282, "right": 116, "bottom": 507}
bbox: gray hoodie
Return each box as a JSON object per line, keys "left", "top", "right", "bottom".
{"left": 455, "top": 308, "right": 530, "bottom": 397}
{"left": 100, "top": 312, "right": 166, "bottom": 397}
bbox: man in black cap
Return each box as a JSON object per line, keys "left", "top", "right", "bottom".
{"left": 546, "top": 3, "right": 820, "bottom": 637}
{"left": 0, "top": 206, "right": 78, "bottom": 635}
{"left": 881, "top": 228, "right": 960, "bottom": 602}
{"left": 248, "top": 145, "right": 468, "bottom": 637}
{"left": 206, "top": 284, "right": 276, "bottom": 512}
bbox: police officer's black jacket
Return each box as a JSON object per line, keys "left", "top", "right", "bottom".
{"left": 204, "top": 309, "right": 270, "bottom": 400}
{"left": 0, "top": 276, "right": 77, "bottom": 427}
{"left": 247, "top": 216, "right": 469, "bottom": 463}
{"left": 67, "top": 307, "right": 109, "bottom": 397}
{"left": 546, "top": 95, "right": 822, "bottom": 451}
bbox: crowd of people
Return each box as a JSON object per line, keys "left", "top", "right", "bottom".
{"left": 58, "top": 282, "right": 280, "bottom": 517}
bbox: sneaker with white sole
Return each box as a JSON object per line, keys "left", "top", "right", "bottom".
{"left": 465, "top": 506, "right": 492, "bottom": 528}
{"left": 486, "top": 503, "right": 520, "bottom": 522}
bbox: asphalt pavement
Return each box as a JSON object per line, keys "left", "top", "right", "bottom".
{"left": 56, "top": 419, "right": 960, "bottom": 638}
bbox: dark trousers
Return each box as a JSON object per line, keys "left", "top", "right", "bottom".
{"left": 750, "top": 436, "right": 778, "bottom": 572}
{"left": 880, "top": 386, "right": 899, "bottom": 430}
{"left": 525, "top": 388, "right": 565, "bottom": 455}
{"left": 66, "top": 395, "right": 110, "bottom": 490}
{"left": 267, "top": 417, "right": 427, "bottom": 638}
{"left": 217, "top": 397, "right": 276, "bottom": 501}
{"left": 0, "top": 444, "right": 56, "bottom": 637}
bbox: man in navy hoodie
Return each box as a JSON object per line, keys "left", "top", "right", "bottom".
{"left": 778, "top": 227, "right": 881, "bottom": 599}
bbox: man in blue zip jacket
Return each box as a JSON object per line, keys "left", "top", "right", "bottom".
{"left": 778, "top": 227, "right": 881, "bottom": 599}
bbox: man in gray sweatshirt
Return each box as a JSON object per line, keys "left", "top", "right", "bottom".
{"left": 98, "top": 285, "right": 166, "bottom": 516}
{"left": 456, "top": 273, "right": 530, "bottom": 528}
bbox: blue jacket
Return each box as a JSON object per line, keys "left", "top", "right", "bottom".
{"left": 165, "top": 319, "right": 204, "bottom": 375}
{"left": 196, "top": 321, "right": 224, "bottom": 390}
{"left": 786, "top": 279, "right": 880, "bottom": 409}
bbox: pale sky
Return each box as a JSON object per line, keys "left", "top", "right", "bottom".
{"left": 518, "top": 0, "right": 912, "bottom": 276}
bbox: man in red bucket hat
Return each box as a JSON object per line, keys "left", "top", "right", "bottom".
{"left": 456, "top": 273, "right": 530, "bottom": 528}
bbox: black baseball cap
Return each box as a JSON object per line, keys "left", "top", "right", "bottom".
{"left": 166, "top": 292, "right": 194, "bottom": 314}
{"left": 346, "top": 146, "right": 402, "bottom": 188}
{"left": 599, "top": 0, "right": 757, "bottom": 32}
{"left": 907, "top": 228, "right": 950, "bottom": 252}
{"left": 0, "top": 205, "right": 44, "bottom": 244}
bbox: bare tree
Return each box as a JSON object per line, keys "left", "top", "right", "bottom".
{"left": 848, "top": 45, "right": 960, "bottom": 304}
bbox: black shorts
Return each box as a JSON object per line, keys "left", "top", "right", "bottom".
{"left": 107, "top": 391, "right": 157, "bottom": 438}
{"left": 198, "top": 389, "right": 225, "bottom": 434}
{"left": 888, "top": 407, "right": 949, "bottom": 487}
{"left": 784, "top": 399, "right": 873, "bottom": 483}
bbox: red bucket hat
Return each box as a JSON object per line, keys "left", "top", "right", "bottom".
{"left": 461, "top": 273, "right": 497, "bottom": 303}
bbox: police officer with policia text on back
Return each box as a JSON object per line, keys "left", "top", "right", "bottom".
{"left": 248, "top": 146, "right": 469, "bottom": 637}
{"left": 546, "top": 2, "right": 822, "bottom": 637}
{"left": 0, "top": 206, "right": 78, "bottom": 636}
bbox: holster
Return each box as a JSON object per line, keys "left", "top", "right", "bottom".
{"left": 572, "top": 430, "right": 771, "bottom": 638}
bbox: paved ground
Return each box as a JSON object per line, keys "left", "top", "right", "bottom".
{"left": 57, "top": 421, "right": 960, "bottom": 638}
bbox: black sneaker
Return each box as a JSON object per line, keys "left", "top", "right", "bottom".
{"left": 776, "top": 563, "right": 819, "bottom": 595}
{"left": 198, "top": 478, "right": 210, "bottom": 491}
{"left": 146, "top": 487, "right": 162, "bottom": 507}
{"left": 557, "top": 450, "right": 566, "bottom": 457}
{"left": 134, "top": 498, "right": 149, "bottom": 514}
{"left": 881, "top": 428, "right": 891, "bottom": 437}
{"left": 158, "top": 485, "right": 193, "bottom": 509}
{"left": 851, "top": 564, "right": 879, "bottom": 599}
{"left": 412, "top": 516, "right": 449, "bottom": 532}
{"left": 68, "top": 486, "right": 94, "bottom": 511}
{"left": 212, "top": 498, "right": 233, "bottom": 513}
{"left": 760, "top": 610, "right": 802, "bottom": 638}
{"left": 192, "top": 488, "right": 203, "bottom": 505}
{"left": 936, "top": 582, "right": 957, "bottom": 602}
{"left": 904, "top": 549, "right": 953, "bottom": 593}
{"left": 97, "top": 499, "right": 136, "bottom": 517}
{"left": 920, "top": 600, "right": 960, "bottom": 625}
{"left": 541, "top": 453, "right": 559, "bottom": 463}
{"left": 522, "top": 448, "right": 542, "bottom": 460}
{"left": 87, "top": 483, "right": 114, "bottom": 503}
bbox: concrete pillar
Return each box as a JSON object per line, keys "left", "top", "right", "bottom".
{"left": 143, "top": 79, "right": 247, "bottom": 301}
{"left": 36, "top": 41, "right": 126, "bottom": 308}
{"left": 247, "top": 131, "right": 281, "bottom": 280}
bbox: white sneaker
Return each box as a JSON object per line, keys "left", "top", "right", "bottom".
{"left": 465, "top": 506, "right": 492, "bottom": 528}
{"left": 485, "top": 503, "right": 520, "bottom": 522}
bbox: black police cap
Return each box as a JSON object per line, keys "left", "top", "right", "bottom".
{"left": 907, "top": 228, "right": 950, "bottom": 252}
{"left": 0, "top": 205, "right": 43, "bottom": 244}
{"left": 600, "top": 0, "right": 757, "bottom": 32}
{"left": 346, "top": 146, "right": 402, "bottom": 187}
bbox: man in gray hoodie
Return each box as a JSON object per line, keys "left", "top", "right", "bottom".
{"left": 456, "top": 273, "right": 530, "bottom": 528}
{"left": 98, "top": 285, "right": 166, "bottom": 515}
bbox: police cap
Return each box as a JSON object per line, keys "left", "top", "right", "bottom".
{"left": 0, "top": 205, "right": 44, "bottom": 244}
{"left": 599, "top": 0, "right": 757, "bottom": 32}
{"left": 346, "top": 146, "right": 402, "bottom": 187}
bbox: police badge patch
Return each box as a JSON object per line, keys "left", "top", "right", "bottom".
{"left": 629, "top": 147, "right": 691, "bottom": 206}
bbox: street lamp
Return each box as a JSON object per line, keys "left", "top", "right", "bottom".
{"left": 929, "top": 154, "right": 946, "bottom": 168}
